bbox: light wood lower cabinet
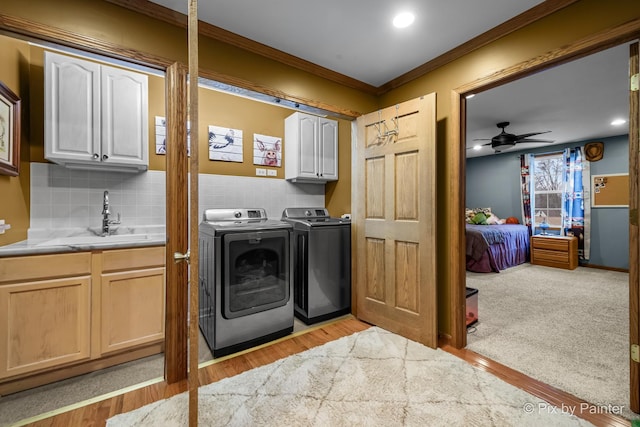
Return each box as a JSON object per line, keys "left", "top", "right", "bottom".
{"left": 0, "top": 247, "right": 165, "bottom": 393}
{"left": 100, "top": 267, "right": 165, "bottom": 354}
{"left": 0, "top": 276, "right": 92, "bottom": 379}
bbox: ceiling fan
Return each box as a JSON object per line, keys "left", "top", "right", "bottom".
{"left": 473, "top": 121, "right": 553, "bottom": 152}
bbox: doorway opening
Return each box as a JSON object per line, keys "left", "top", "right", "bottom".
{"left": 451, "top": 35, "right": 640, "bottom": 417}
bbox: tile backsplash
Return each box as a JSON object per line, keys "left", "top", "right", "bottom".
{"left": 29, "top": 163, "right": 324, "bottom": 234}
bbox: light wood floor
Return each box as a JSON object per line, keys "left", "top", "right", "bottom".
{"left": 19, "top": 317, "right": 630, "bottom": 427}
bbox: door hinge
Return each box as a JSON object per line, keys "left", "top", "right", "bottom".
{"left": 632, "top": 343, "right": 640, "bottom": 363}
{"left": 632, "top": 73, "right": 639, "bottom": 92}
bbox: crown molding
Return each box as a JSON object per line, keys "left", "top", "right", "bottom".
{"left": 105, "top": 0, "right": 379, "bottom": 94}
{"left": 107, "top": 0, "right": 579, "bottom": 96}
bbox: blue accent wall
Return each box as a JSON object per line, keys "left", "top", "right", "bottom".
{"left": 466, "top": 134, "right": 629, "bottom": 269}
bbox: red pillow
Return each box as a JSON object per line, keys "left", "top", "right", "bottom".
{"left": 505, "top": 216, "right": 519, "bottom": 224}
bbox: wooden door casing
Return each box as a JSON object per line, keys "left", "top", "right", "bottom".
{"left": 164, "top": 62, "right": 189, "bottom": 384}
{"left": 629, "top": 41, "right": 639, "bottom": 414}
{"left": 354, "top": 94, "right": 437, "bottom": 348}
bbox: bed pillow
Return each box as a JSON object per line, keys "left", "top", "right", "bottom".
{"left": 471, "top": 212, "right": 488, "bottom": 225}
{"left": 466, "top": 207, "right": 492, "bottom": 223}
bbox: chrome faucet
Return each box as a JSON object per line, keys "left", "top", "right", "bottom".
{"left": 101, "top": 190, "right": 121, "bottom": 236}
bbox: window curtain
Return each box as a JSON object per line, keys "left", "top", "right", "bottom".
{"left": 562, "top": 147, "right": 591, "bottom": 260}
{"left": 519, "top": 153, "right": 534, "bottom": 234}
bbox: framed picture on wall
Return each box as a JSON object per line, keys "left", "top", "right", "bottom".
{"left": 0, "top": 80, "right": 20, "bottom": 176}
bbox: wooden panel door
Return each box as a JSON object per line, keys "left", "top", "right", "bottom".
{"left": 354, "top": 94, "right": 437, "bottom": 348}
{"left": 0, "top": 277, "right": 91, "bottom": 379}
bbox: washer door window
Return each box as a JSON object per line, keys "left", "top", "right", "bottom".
{"left": 223, "top": 230, "right": 290, "bottom": 319}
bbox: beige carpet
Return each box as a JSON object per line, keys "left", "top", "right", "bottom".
{"left": 466, "top": 263, "right": 637, "bottom": 420}
{"left": 107, "top": 327, "right": 593, "bottom": 426}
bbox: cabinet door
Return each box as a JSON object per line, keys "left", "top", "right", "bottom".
{"left": 0, "top": 277, "right": 91, "bottom": 379}
{"left": 101, "top": 65, "right": 149, "bottom": 167}
{"left": 298, "top": 114, "right": 319, "bottom": 179}
{"left": 44, "top": 51, "right": 101, "bottom": 163}
{"left": 100, "top": 267, "right": 165, "bottom": 355}
{"left": 318, "top": 118, "right": 338, "bottom": 181}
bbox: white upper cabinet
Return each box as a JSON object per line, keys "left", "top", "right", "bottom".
{"left": 45, "top": 51, "right": 148, "bottom": 172}
{"left": 284, "top": 112, "right": 338, "bottom": 183}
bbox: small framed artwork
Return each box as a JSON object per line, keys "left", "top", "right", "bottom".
{"left": 208, "top": 125, "right": 243, "bottom": 162}
{"left": 0, "top": 81, "right": 20, "bottom": 176}
{"left": 253, "top": 134, "right": 281, "bottom": 167}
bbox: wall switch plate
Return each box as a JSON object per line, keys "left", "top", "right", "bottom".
{"left": 267, "top": 169, "right": 277, "bottom": 176}
{"left": 255, "top": 168, "right": 267, "bottom": 176}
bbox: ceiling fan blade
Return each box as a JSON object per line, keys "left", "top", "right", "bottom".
{"left": 518, "top": 138, "right": 555, "bottom": 143}
{"left": 472, "top": 138, "right": 491, "bottom": 141}
{"left": 515, "top": 131, "right": 551, "bottom": 139}
{"left": 466, "top": 141, "right": 493, "bottom": 149}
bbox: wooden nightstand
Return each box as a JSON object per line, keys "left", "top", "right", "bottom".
{"left": 530, "top": 235, "right": 578, "bottom": 270}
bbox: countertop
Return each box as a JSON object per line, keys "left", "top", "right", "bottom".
{"left": 0, "top": 226, "right": 166, "bottom": 258}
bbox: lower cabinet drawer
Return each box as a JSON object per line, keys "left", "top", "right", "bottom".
{"left": 533, "top": 248, "right": 569, "bottom": 263}
{"left": 531, "top": 238, "right": 568, "bottom": 251}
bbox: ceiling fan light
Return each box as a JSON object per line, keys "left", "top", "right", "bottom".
{"left": 472, "top": 144, "right": 482, "bottom": 151}
{"left": 393, "top": 12, "right": 415, "bottom": 28}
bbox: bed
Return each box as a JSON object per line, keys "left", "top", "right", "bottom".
{"left": 466, "top": 223, "right": 530, "bottom": 272}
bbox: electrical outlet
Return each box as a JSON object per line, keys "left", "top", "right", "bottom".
{"left": 255, "top": 168, "right": 267, "bottom": 176}
{"left": 267, "top": 169, "right": 277, "bottom": 176}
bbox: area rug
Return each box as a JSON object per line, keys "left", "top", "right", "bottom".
{"left": 107, "top": 327, "right": 592, "bottom": 426}
{"left": 466, "top": 263, "right": 637, "bottom": 420}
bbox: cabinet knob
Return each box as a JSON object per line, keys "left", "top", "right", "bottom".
{"left": 102, "top": 154, "right": 109, "bottom": 160}
{"left": 93, "top": 153, "right": 99, "bottom": 159}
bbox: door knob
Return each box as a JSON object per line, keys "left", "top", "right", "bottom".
{"left": 173, "top": 249, "right": 190, "bottom": 264}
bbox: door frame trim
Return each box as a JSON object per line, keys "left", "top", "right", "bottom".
{"left": 164, "top": 62, "right": 189, "bottom": 383}
{"left": 449, "top": 16, "right": 640, "bottom": 408}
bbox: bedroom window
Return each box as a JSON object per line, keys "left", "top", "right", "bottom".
{"left": 532, "top": 152, "right": 563, "bottom": 227}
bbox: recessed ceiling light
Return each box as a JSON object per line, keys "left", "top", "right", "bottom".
{"left": 473, "top": 145, "right": 482, "bottom": 151}
{"left": 611, "top": 118, "right": 626, "bottom": 126}
{"left": 393, "top": 12, "right": 415, "bottom": 29}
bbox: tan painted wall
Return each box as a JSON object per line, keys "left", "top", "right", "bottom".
{"left": 379, "top": 0, "right": 640, "bottom": 334}
{"left": 0, "top": 36, "right": 30, "bottom": 245}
